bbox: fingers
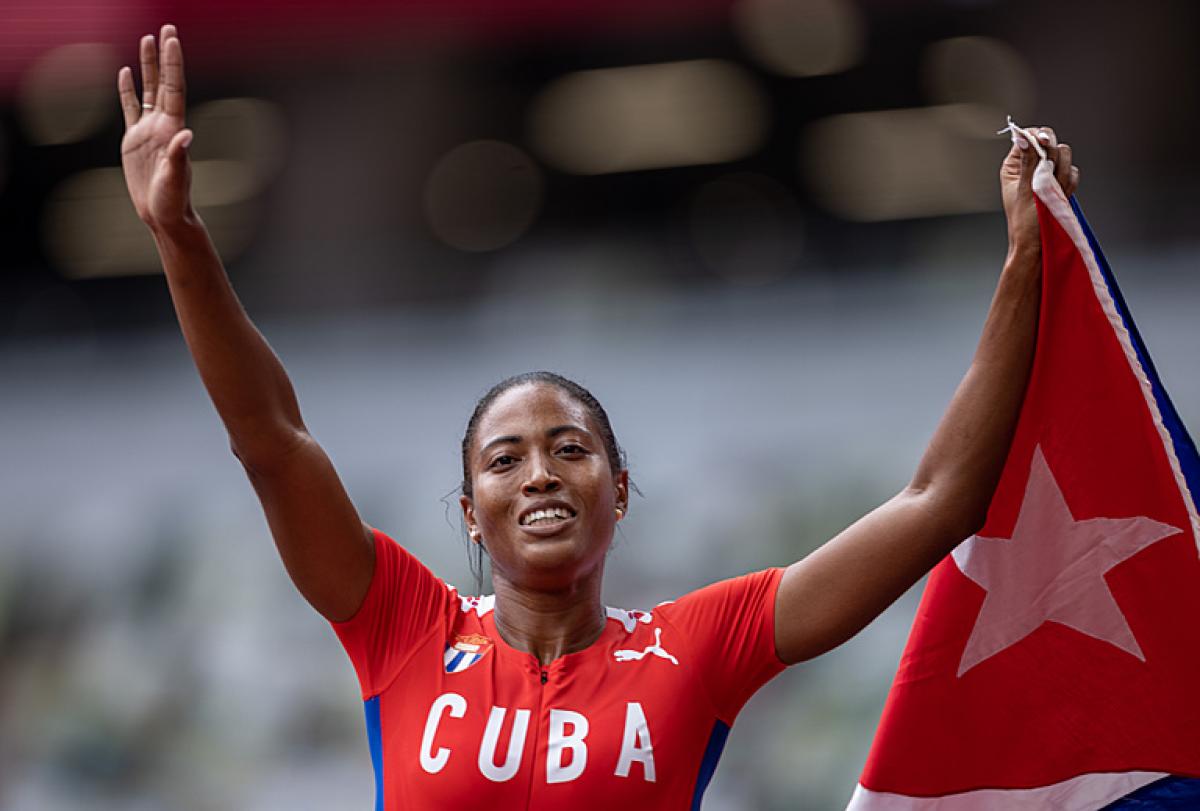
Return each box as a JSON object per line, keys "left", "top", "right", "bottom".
{"left": 1018, "top": 131, "right": 1040, "bottom": 174}
{"left": 1034, "top": 127, "right": 1058, "bottom": 148}
{"left": 118, "top": 66, "right": 140, "bottom": 128}
{"left": 127, "top": 25, "right": 183, "bottom": 121}
{"left": 1054, "top": 143, "right": 1073, "bottom": 190}
{"left": 159, "top": 28, "right": 186, "bottom": 118}
{"left": 1036, "top": 128, "right": 1060, "bottom": 172}
{"left": 1005, "top": 125, "right": 1049, "bottom": 189}
{"left": 1020, "top": 125, "right": 1081, "bottom": 196}
{"left": 1010, "top": 128, "right": 1041, "bottom": 192}
{"left": 139, "top": 34, "right": 159, "bottom": 109}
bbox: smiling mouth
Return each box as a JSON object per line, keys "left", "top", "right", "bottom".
{"left": 519, "top": 506, "right": 577, "bottom": 528}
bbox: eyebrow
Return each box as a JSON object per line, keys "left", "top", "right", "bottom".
{"left": 478, "top": 424, "right": 590, "bottom": 456}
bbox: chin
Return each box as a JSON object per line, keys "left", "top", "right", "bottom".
{"left": 498, "top": 535, "right": 605, "bottom": 590}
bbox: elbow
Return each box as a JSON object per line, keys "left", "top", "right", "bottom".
{"left": 229, "top": 437, "right": 256, "bottom": 471}
{"left": 229, "top": 425, "right": 311, "bottom": 477}
{"left": 899, "top": 484, "right": 989, "bottom": 546}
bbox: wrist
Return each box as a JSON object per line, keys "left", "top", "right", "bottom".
{"left": 1005, "top": 239, "right": 1040, "bottom": 265}
{"left": 149, "top": 208, "right": 205, "bottom": 244}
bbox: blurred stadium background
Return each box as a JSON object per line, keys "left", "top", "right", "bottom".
{"left": 2, "top": 0, "right": 1199, "bottom": 808}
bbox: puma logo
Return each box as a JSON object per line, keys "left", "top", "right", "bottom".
{"left": 613, "top": 627, "right": 679, "bottom": 666}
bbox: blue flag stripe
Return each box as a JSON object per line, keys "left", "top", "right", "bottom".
{"left": 1102, "top": 775, "right": 1200, "bottom": 809}
{"left": 1071, "top": 198, "right": 1200, "bottom": 502}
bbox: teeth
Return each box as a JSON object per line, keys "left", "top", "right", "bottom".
{"left": 522, "top": 507, "right": 573, "bottom": 526}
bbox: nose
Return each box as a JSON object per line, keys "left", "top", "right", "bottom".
{"left": 522, "top": 450, "right": 561, "bottom": 495}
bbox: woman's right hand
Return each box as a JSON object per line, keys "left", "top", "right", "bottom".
{"left": 118, "top": 24, "right": 194, "bottom": 231}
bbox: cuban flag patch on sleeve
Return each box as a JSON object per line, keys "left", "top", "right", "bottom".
{"left": 444, "top": 634, "right": 493, "bottom": 674}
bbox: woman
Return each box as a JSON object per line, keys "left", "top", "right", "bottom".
{"left": 118, "top": 25, "right": 1080, "bottom": 809}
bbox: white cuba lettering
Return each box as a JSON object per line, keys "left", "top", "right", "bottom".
{"left": 420, "top": 693, "right": 467, "bottom": 774}
{"left": 615, "top": 702, "right": 656, "bottom": 782}
{"left": 478, "top": 706, "right": 531, "bottom": 782}
{"left": 546, "top": 709, "right": 589, "bottom": 784}
{"left": 417, "top": 695, "right": 658, "bottom": 783}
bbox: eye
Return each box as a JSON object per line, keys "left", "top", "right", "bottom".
{"left": 488, "top": 454, "right": 518, "bottom": 470}
{"left": 556, "top": 443, "right": 588, "bottom": 456}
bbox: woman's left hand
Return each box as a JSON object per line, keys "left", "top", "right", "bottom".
{"left": 1000, "top": 125, "right": 1081, "bottom": 254}
{"left": 774, "top": 122, "right": 1082, "bottom": 666}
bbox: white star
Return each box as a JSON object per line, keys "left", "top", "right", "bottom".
{"left": 951, "top": 445, "right": 1180, "bottom": 677}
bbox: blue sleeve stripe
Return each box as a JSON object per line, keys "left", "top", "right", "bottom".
{"left": 690, "top": 719, "right": 732, "bottom": 811}
{"left": 1101, "top": 775, "right": 1200, "bottom": 808}
{"left": 364, "top": 696, "right": 384, "bottom": 811}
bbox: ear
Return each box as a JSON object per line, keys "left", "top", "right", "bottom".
{"left": 614, "top": 469, "right": 629, "bottom": 517}
{"left": 460, "top": 495, "right": 480, "bottom": 542}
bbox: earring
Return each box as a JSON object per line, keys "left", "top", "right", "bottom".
{"left": 615, "top": 507, "right": 625, "bottom": 520}
{"left": 469, "top": 529, "right": 482, "bottom": 543}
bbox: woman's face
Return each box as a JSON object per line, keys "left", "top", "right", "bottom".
{"left": 461, "top": 383, "right": 628, "bottom": 592}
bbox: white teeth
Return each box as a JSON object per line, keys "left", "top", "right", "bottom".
{"left": 521, "top": 507, "right": 573, "bottom": 526}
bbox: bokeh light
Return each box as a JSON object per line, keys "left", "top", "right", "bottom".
{"left": 41, "top": 97, "right": 287, "bottom": 279}
{"left": 803, "top": 106, "right": 1000, "bottom": 222}
{"left": 188, "top": 98, "right": 288, "bottom": 195}
{"left": 922, "top": 36, "right": 1036, "bottom": 136}
{"left": 42, "top": 167, "right": 157, "bottom": 279}
{"left": 423, "top": 140, "right": 544, "bottom": 252}
{"left": 732, "top": 0, "right": 865, "bottom": 77}
{"left": 17, "top": 43, "right": 117, "bottom": 146}
{"left": 42, "top": 161, "right": 261, "bottom": 280}
{"left": 529, "top": 60, "right": 769, "bottom": 175}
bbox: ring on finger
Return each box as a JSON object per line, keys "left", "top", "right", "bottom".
{"left": 142, "top": 103, "right": 154, "bottom": 110}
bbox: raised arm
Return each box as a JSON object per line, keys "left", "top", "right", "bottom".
{"left": 119, "top": 25, "right": 373, "bottom": 621}
{"left": 774, "top": 126, "right": 1081, "bottom": 665}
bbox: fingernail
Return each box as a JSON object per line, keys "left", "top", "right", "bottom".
{"left": 180, "top": 131, "right": 193, "bottom": 149}
{"left": 1038, "top": 133, "right": 1051, "bottom": 142}
{"left": 1016, "top": 136, "right": 1029, "bottom": 150}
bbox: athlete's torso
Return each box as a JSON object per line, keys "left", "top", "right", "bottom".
{"left": 334, "top": 531, "right": 785, "bottom": 810}
{"left": 382, "top": 599, "right": 731, "bottom": 808}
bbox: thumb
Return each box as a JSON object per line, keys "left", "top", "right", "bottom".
{"left": 167, "top": 128, "right": 193, "bottom": 168}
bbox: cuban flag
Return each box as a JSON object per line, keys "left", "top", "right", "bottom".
{"left": 444, "top": 634, "right": 493, "bottom": 674}
{"left": 848, "top": 153, "right": 1200, "bottom": 808}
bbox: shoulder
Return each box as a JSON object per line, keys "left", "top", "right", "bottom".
{"left": 454, "top": 592, "right": 497, "bottom": 617}
{"left": 604, "top": 605, "right": 655, "bottom": 633}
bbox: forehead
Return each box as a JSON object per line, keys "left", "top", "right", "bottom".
{"left": 474, "top": 384, "right": 595, "bottom": 444}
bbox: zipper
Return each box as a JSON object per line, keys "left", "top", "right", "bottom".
{"left": 524, "top": 666, "right": 549, "bottom": 808}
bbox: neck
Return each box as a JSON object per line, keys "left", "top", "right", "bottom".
{"left": 490, "top": 571, "right": 607, "bottom": 667}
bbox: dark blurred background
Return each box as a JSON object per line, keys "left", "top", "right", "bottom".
{"left": 2, "top": 1, "right": 1198, "bottom": 808}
